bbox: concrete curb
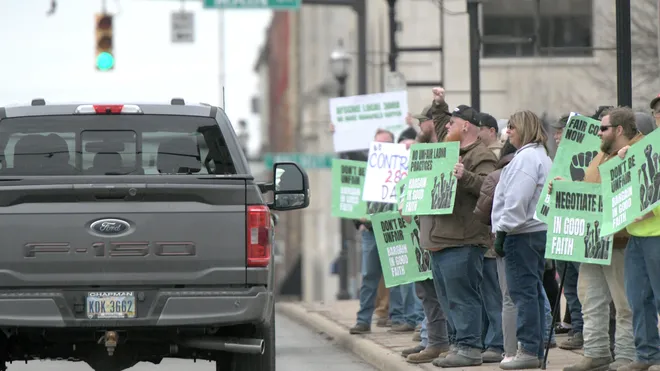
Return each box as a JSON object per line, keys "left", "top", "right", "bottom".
{"left": 276, "top": 302, "right": 424, "bottom": 371}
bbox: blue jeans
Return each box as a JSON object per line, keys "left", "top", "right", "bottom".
{"left": 356, "top": 230, "right": 382, "bottom": 325}
{"left": 390, "top": 283, "right": 424, "bottom": 326}
{"left": 542, "top": 285, "right": 556, "bottom": 345}
{"left": 431, "top": 246, "right": 485, "bottom": 353}
{"left": 420, "top": 316, "right": 429, "bottom": 347}
{"left": 557, "top": 261, "right": 583, "bottom": 332}
{"left": 624, "top": 236, "right": 660, "bottom": 363}
{"left": 504, "top": 231, "right": 547, "bottom": 359}
{"left": 481, "top": 258, "right": 504, "bottom": 352}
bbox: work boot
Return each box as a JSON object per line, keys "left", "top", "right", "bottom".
{"left": 348, "top": 323, "right": 370, "bottom": 334}
{"left": 617, "top": 362, "right": 659, "bottom": 371}
{"left": 482, "top": 348, "right": 504, "bottom": 363}
{"left": 401, "top": 344, "right": 425, "bottom": 357}
{"left": 609, "top": 359, "right": 633, "bottom": 371}
{"left": 376, "top": 317, "right": 390, "bottom": 327}
{"left": 559, "top": 332, "right": 584, "bottom": 350}
{"left": 433, "top": 348, "right": 482, "bottom": 368}
{"left": 389, "top": 323, "right": 415, "bottom": 333}
{"left": 563, "top": 356, "right": 613, "bottom": 371}
{"left": 412, "top": 332, "right": 422, "bottom": 342}
{"left": 647, "top": 365, "right": 660, "bottom": 371}
{"left": 499, "top": 349, "right": 541, "bottom": 370}
{"left": 407, "top": 346, "right": 448, "bottom": 364}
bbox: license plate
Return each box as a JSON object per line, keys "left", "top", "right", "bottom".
{"left": 86, "top": 292, "right": 136, "bottom": 319}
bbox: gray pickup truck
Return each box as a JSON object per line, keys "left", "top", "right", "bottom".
{"left": 0, "top": 99, "right": 310, "bottom": 371}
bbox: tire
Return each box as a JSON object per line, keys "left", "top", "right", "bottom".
{"left": 216, "top": 307, "right": 275, "bottom": 371}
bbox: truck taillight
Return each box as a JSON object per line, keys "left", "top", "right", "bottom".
{"left": 247, "top": 205, "right": 271, "bottom": 267}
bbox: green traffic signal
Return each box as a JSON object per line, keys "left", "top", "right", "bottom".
{"left": 96, "top": 52, "right": 115, "bottom": 71}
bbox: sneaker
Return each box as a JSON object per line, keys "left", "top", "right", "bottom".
{"left": 433, "top": 352, "right": 483, "bottom": 368}
{"left": 617, "top": 362, "right": 660, "bottom": 371}
{"left": 348, "top": 322, "right": 370, "bottom": 334}
{"left": 559, "top": 332, "right": 584, "bottom": 350}
{"left": 555, "top": 322, "right": 572, "bottom": 334}
{"left": 501, "top": 353, "right": 515, "bottom": 364}
{"left": 609, "top": 359, "right": 633, "bottom": 371}
{"left": 389, "top": 322, "right": 416, "bottom": 333}
{"left": 499, "top": 349, "right": 541, "bottom": 370}
{"left": 401, "top": 344, "right": 425, "bottom": 357}
{"left": 562, "top": 356, "right": 613, "bottom": 371}
{"left": 483, "top": 349, "right": 504, "bottom": 363}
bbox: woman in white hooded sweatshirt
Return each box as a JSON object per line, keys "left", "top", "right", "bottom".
{"left": 491, "top": 111, "right": 552, "bottom": 370}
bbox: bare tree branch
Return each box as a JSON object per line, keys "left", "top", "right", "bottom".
{"left": 583, "top": 0, "right": 660, "bottom": 108}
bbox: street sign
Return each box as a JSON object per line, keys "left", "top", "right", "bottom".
{"left": 385, "top": 71, "right": 407, "bottom": 92}
{"left": 264, "top": 153, "right": 335, "bottom": 169}
{"left": 203, "top": 0, "right": 300, "bottom": 9}
{"left": 171, "top": 11, "right": 194, "bottom": 43}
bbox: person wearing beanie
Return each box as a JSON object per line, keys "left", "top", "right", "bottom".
{"left": 634, "top": 112, "right": 656, "bottom": 135}
{"left": 398, "top": 127, "right": 418, "bottom": 149}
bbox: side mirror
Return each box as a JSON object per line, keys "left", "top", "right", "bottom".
{"left": 270, "top": 162, "right": 310, "bottom": 211}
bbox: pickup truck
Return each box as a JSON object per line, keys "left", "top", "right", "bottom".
{"left": 0, "top": 99, "right": 310, "bottom": 371}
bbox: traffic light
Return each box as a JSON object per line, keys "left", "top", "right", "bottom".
{"left": 95, "top": 13, "right": 114, "bottom": 71}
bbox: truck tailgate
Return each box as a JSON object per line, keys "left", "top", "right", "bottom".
{"left": 0, "top": 181, "right": 247, "bottom": 287}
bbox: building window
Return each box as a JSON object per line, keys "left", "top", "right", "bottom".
{"left": 481, "top": 0, "right": 593, "bottom": 58}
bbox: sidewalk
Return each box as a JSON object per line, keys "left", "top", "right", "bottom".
{"left": 277, "top": 300, "right": 584, "bottom": 371}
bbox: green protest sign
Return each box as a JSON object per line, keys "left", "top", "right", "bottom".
{"left": 401, "top": 142, "right": 459, "bottom": 215}
{"left": 371, "top": 212, "right": 432, "bottom": 288}
{"left": 331, "top": 159, "right": 368, "bottom": 219}
{"left": 545, "top": 181, "right": 612, "bottom": 266}
{"left": 536, "top": 114, "right": 602, "bottom": 222}
{"left": 599, "top": 129, "right": 660, "bottom": 235}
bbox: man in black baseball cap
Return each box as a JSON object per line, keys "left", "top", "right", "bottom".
{"left": 421, "top": 102, "right": 498, "bottom": 368}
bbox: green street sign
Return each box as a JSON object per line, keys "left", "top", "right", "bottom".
{"left": 203, "top": 0, "right": 300, "bottom": 9}
{"left": 264, "top": 153, "right": 335, "bottom": 169}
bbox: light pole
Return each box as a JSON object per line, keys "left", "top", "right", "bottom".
{"left": 330, "top": 40, "right": 351, "bottom": 97}
{"left": 330, "top": 39, "right": 353, "bottom": 301}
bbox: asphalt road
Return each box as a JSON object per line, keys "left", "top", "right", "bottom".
{"left": 6, "top": 314, "right": 376, "bottom": 371}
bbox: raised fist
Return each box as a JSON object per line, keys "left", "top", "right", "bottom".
{"left": 432, "top": 87, "right": 445, "bottom": 103}
{"left": 570, "top": 151, "right": 598, "bottom": 181}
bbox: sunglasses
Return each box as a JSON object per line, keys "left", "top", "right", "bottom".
{"left": 599, "top": 125, "right": 618, "bottom": 132}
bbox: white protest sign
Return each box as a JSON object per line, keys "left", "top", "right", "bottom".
{"left": 330, "top": 91, "right": 408, "bottom": 153}
{"left": 362, "top": 142, "right": 410, "bottom": 204}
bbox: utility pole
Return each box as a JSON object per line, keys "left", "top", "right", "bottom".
{"left": 615, "top": 0, "right": 632, "bottom": 107}
{"left": 467, "top": 0, "right": 480, "bottom": 111}
{"left": 386, "top": 0, "right": 444, "bottom": 86}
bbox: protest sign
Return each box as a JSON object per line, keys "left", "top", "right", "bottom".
{"left": 545, "top": 181, "right": 612, "bottom": 266}
{"left": 330, "top": 91, "right": 408, "bottom": 152}
{"left": 536, "top": 114, "right": 602, "bottom": 222}
{"left": 401, "top": 142, "right": 459, "bottom": 215}
{"left": 371, "top": 211, "right": 432, "bottom": 288}
{"left": 599, "top": 129, "right": 660, "bottom": 235}
{"left": 362, "top": 142, "right": 410, "bottom": 204}
{"left": 330, "top": 159, "right": 368, "bottom": 219}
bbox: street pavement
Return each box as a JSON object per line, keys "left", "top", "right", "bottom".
{"left": 278, "top": 300, "right": 586, "bottom": 371}
{"left": 6, "top": 314, "right": 375, "bottom": 371}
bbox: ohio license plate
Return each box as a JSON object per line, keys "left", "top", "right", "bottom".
{"left": 86, "top": 292, "right": 136, "bottom": 319}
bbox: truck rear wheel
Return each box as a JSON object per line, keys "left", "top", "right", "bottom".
{"left": 216, "top": 308, "right": 275, "bottom": 371}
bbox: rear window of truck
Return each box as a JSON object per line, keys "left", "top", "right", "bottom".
{"left": 0, "top": 115, "right": 237, "bottom": 176}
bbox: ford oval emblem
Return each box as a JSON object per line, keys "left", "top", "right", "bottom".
{"left": 90, "top": 219, "right": 130, "bottom": 235}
